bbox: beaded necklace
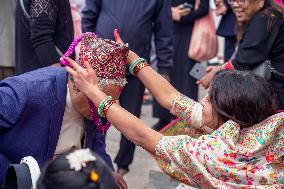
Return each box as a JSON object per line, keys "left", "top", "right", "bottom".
{"left": 88, "top": 99, "right": 111, "bottom": 133}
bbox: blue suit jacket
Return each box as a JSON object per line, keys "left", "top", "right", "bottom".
{"left": 0, "top": 67, "right": 113, "bottom": 187}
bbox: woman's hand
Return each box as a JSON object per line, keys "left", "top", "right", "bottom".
{"left": 197, "top": 65, "right": 223, "bottom": 89}
{"left": 114, "top": 29, "right": 140, "bottom": 65}
{"left": 65, "top": 57, "right": 100, "bottom": 96}
{"left": 171, "top": 5, "right": 191, "bottom": 21}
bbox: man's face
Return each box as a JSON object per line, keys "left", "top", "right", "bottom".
{"left": 69, "top": 78, "right": 122, "bottom": 119}
{"left": 68, "top": 78, "right": 91, "bottom": 119}
{"left": 102, "top": 84, "right": 123, "bottom": 100}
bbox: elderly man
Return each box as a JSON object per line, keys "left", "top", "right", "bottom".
{"left": 0, "top": 66, "right": 115, "bottom": 188}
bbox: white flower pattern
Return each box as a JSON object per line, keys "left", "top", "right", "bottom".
{"left": 66, "top": 149, "right": 96, "bottom": 171}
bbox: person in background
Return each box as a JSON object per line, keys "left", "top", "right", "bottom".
{"left": 70, "top": 0, "right": 82, "bottom": 38}
{"left": 215, "top": 0, "right": 237, "bottom": 62}
{"left": 71, "top": 0, "right": 86, "bottom": 15}
{"left": 171, "top": 0, "right": 209, "bottom": 99}
{"left": 150, "top": 36, "right": 173, "bottom": 130}
{"left": 0, "top": 0, "right": 16, "bottom": 80}
{"left": 82, "top": 0, "right": 173, "bottom": 176}
{"left": 15, "top": 0, "right": 74, "bottom": 74}
{"left": 199, "top": 0, "right": 284, "bottom": 110}
{"left": 150, "top": 0, "right": 209, "bottom": 131}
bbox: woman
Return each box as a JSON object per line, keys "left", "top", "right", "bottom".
{"left": 153, "top": 0, "right": 209, "bottom": 131}
{"left": 198, "top": 0, "right": 284, "bottom": 109}
{"left": 64, "top": 31, "right": 284, "bottom": 188}
{"left": 153, "top": 0, "right": 209, "bottom": 130}
{"left": 170, "top": 0, "right": 209, "bottom": 101}
{"left": 37, "top": 149, "right": 120, "bottom": 189}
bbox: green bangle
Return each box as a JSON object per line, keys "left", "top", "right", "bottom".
{"left": 98, "top": 96, "right": 112, "bottom": 117}
{"left": 129, "top": 58, "right": 146, "bottom": 75}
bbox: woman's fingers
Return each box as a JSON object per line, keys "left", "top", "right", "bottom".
{"left": 83, "top": 57, "right": 94, "bottom": 74}
{"left": 65, "top": 57, "right": 81, "bottom": 71}
{"left": 66, "top": 66, "right": 78, "bottom": 77}
{"left": 114, "top": 29, "right": 124, "bottom": 44}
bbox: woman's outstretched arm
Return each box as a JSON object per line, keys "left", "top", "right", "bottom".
{"left": 136, "top": 66, "right": 178, "bottom": 110}
{"left": 65, "top": 58, "right": 163, "bottom": 155}
{"left": 114, "top": 30, "right": 178, "bottom": 111}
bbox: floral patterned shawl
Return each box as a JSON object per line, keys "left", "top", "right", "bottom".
{"left": 155, "top": 93, "right": 284, "bottom": 188}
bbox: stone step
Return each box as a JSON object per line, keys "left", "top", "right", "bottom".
{"left": 147, "top": 170, "right": 197, "bottom": 189}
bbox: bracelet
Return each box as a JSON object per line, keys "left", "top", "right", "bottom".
{"left": 224, "top": 61, "right": 234, "bottom": 70}
{"left": 101, "top": 99, "right": 116, "bottom": 118}
{"left": 133, "top": 61, "right": 149, "bottom": 75}
{"left": 98, "top": 96, "right": 112, "bottom": 117}
{"left": 129, "top": 58, "right": 146, "bottom": 74}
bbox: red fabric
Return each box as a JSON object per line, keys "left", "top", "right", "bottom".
{"left": 78, "top": 33, "right": 129, "bottom": 79}
{"left": 225, "top": 61, "right": 234, "bottom": 70}
{"left": 275, "top": 0, "right": 284, "bottom": 7}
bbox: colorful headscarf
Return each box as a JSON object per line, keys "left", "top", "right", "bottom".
{"left": 155, "top": 93, "right": 284, "bottom": 188}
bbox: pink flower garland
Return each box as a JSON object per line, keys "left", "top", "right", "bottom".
{"left": 60, "top": 32, "right": 95, "bottom": 66}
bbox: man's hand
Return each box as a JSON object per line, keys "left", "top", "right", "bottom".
{"left": 113, "top": 172, "right": 128, "bottom": 189}
{"left": 171, "top": 5, "right": 191, "bottom": 21}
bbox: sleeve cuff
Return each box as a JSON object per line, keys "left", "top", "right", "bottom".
{"left": 170, "top": 93, "right": 198, "bottom": 124}
{"left": 224, "top": 60, "right": 234, "bottom": 70}
{"left": 155, "top": 136, "right": 172, "bottom": 163}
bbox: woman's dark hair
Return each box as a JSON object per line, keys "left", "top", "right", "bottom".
{"left": 237, "top": 0, "right": 284, "bottom": 41}
{"left": 208, "top": 70, "right": 277, "bottom": 129}
{"left": 37, "top": 151, "right": 119, "bottom": 189}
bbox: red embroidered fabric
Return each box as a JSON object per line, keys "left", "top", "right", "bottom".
{"left": 78, "top": 33, "right": 129, "bottom": 80}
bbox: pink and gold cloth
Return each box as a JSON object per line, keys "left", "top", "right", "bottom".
{"left": 155, "top": 93, "right": 284, "bottom": 188}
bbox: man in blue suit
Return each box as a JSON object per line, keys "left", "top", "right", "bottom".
{"left": 82, "top": 0, "right": 173, "bottom": 175}
{"left": 216, "top": 0, "right": 237, "bottom": 62}
{"left": 0, "top": 66, "right": 115, "bottom": 188}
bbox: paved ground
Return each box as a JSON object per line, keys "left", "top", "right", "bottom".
{"left": 105, "top": 101, "right": 162, "bottom": 189}
{"left": 105, "top": 86, "right": 208, "bottom": 189}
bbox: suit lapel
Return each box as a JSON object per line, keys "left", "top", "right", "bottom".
{"left": 46, "top": 69, "right": 68, "bottom": 160}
